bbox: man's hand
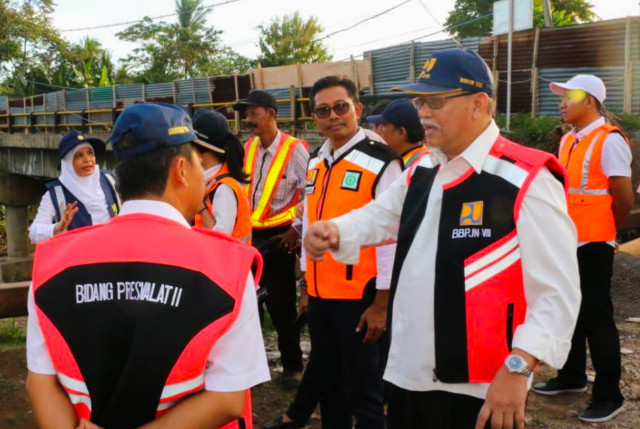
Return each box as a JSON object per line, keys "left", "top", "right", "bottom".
{"left": 53, "top": 201, "right": 79, "bottom": 235}
{"left": 298, "top": 287, "right": 309, "bottom": 316}
{"left": 76, "top": 420, "right": 104, "bottom": 429}
{"left": 295, "top": 201, "right": 304, "bottom": 221}
{"left": 475, "top": 352, "right": 533, "bottom": 429}
{"left": 304, "top": 221, "right": 340, "bottom": 261}
{"left": 356, "top": 290, "right": 389, "bottom": 344}
{"left": 273, "top": 226, "right": 300, "bottom": 252}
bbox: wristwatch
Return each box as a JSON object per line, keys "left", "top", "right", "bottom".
{"left": 504, "top": 354, "right": 534, "bottom": 376}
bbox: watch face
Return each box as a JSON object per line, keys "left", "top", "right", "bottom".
{"left": 506, "top": 355, "right": 524, "bottom": 371}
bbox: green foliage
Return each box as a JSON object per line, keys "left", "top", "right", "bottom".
{"left": 445, "top": 0, "right": 595, "bottom": 38}
{"left": 0, "top": 205, "right": 5, "bottom": 241}
{"left": 495, "top": 113, "right": 564, "bottom": 153}
{"left": 0, "top": 319, "right": 26, "bottom": 345}
{"left": 612, "top": 112, "right": 640, "bottom": 135}
{"left": 256, "top": 12, "right": 332, "bottom": 67}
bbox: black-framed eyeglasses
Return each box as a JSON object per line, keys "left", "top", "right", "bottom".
{"left": 412, "top": 92, "right": 472, "bottom": 110}
{"left": 312, "top": 102, "right": 352, "bottom": 119}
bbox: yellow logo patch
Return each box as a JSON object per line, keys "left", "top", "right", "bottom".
{"left": 460, "top": 201, "right": 484, "bottom": 226}
{"left": 77, "top": 135, "right": 84, "bottom": 140}
{"left": 424, "top": 58, "right": 437, "bottom": 72}
{"left": 306, "top": 169, "right": 318, "bottom": 186}
{"left": 168, "top": 126, "right": 190, "bottom": 135}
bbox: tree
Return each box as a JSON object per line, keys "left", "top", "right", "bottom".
{"left": 444, "top": 0, "right": 596, "bottom": 38}
{"left": 116, "top": 0, "right": 247, "bottom": 82}
{"left": 256, "top": 12, "right": 332, "bottom": 67}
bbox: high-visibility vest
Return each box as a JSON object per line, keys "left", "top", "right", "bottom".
{"left": 401, "top": 145, "right": 429, "bottom": 168}
{"left": 195, "top": 164, "right": 252, "bottom": 244}
{"left": 46, "top": 171, "right": 120, "bottom": 231}
{"left": 394, "top": 135, "right": 567, "bottom": 383}
{"left": 305, "top": 138, "right": 399, "bottom": 299}
{"left": 243, "top": 132, "right": 307, "bottom": 229}
{"left": 32, "top": 213, "right": 262, "bottom": 429}
{"left": 558, "top": 123, "right": 628, "bottom": 242}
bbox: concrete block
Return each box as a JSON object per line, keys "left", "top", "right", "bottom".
{"left": 0, "top": 256, "right": 33, "bottom": 283}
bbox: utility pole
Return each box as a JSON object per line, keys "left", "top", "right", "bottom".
{"left": 542, "top": 0, "right": 553, "bottom": 27}
{"left": 506, "top": 0, "right": 514, "bottom": 131}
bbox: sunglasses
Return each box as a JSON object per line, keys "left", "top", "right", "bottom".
{"left": 561, "top": 89, "right": 589, "bottom": 104}
{"left": 412, "top": 92, "right": 472, "bottom": 110}
{"left": 312, "top": 101, "right": 352, "bottom": 119}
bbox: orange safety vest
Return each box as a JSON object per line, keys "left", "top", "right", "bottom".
{"left": 32, "top": 213, "right": 262, "bottom": 429}
{"left": 397, "top": 135, "right": 567, "bottom": 383}
{"left": 243, "top": 132, "right": 308, "bottom": 229}
{"left": 305, "top": 138, "right": 399, "bottom": 299}
{"left": 558, "top": 123, "right": 628, "bottom": 242}
{"left": 195, "top": 164, "right": 252, "bottom": 244}
{"left": 401, "top": 145, "right": 429, "bottom": 168}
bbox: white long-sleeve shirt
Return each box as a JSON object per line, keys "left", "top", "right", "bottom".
{"left": 330, "top": 121, "right": 581, "bottom": 398}
{"left": 300, "top": 128, "right": 403, "bottom": 290}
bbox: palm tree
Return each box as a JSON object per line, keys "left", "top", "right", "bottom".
{"left": 174, "top": 0, "right": 212, "bottom": 77}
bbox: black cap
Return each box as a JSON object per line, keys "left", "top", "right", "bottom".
{"left": 191, "top": 110, "right": 233, "bottom": 154}
{"left": 233, "top": 90, "right": 278, "bottom": 113}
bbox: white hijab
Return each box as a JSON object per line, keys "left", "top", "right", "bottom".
{"left": 58, "top": 143, "right": 110, "bottom": 220}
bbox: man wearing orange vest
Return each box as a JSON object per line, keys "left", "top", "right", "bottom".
{"left": 234, "top": 90, "right": 308, "bottom": 385}
{"left": 532, "top": 75, "right": 634, "bottom": 423}
{"left": 266, "top": 76, "right": 402, "bottom": 429}
{"left": 366, "top": 98, "right": 429, "bottom": 168}
{"left": 25, "top": 102, "right": 270, "bottom": 429}
{"left": 303, "top": 49, "right": 581, "bottom": 429}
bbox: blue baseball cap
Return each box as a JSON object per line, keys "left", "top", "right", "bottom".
{"left": 393, "top": 48, "right": 493, "bottom": 96}
{"left": 365, "top": 99, "right": 421, "bottom": 133}
{"left": 58, "top": 130, "right": 105, "bottom": 160}
{"left": 110, "top": 102, "right": 209, "bottom": 160}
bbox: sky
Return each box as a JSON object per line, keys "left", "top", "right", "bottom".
{"left": 51, "top": 0, "right": 640, "bottom": 63}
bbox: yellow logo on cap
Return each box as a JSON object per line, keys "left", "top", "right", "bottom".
{"left": 168, "top": 126, "right": 190, "bottom": 135}
{"left": 460, "top": 201, "right": 484, "bottom": 226}
{"left": 77, "top": 135, "right": 84, "bottom": 140}
{"left": 425, "top": 58, "right": 438, "bottom": 72}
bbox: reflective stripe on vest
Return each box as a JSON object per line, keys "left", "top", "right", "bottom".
{"left": 244, "top": 134, "right": 301, "bottom": 228}
{"left": 204, "top": 166, "right": 252, "bottom": 244}
{"left": 402, "top": 146, "right": 429, "bottom": 168}
{"left": 558, "top": 124, "right": 626, "bottom": 242}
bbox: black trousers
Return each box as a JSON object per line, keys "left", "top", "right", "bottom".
{"left": 287, "top": 295, "right": 385, "bottom": 429}
{"left": 253, "top": 226, "right": 303, "bottom": 373}
{"left": 387, "top": 388, "right": 488, "bottom": 429}
{"left": 558, "top": 242, "right": 623, "bottom": 403}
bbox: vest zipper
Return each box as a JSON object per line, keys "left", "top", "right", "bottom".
{"left": 313, "top": 161, "right": 334, "bottom": 298}
{"left": 252, "top": 151, "right": 269, "bottom": 209}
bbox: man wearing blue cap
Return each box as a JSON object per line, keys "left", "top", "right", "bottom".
{"left": 366, "top": 98, "right": 428, "bottom": 168}
{"left": 303, "top": 48, "right": 581, "bottom": 429}
{"left": 25, "top": 102, "right": 269, "bottom": 429}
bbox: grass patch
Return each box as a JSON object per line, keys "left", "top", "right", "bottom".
{"left": 0, "top": 319, "right": 27, "bottom": 345}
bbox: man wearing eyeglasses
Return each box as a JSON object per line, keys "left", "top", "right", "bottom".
{"left": 302, "top": 49, "right": 581, "bottom": 429}
{"left": 532, "top": 75, "right": 633, "bottom": 423}
{"left": 234, "top": 91, "right": 308, "bottom": 388}
{"left": 265, "top": 76, "right": 401, "bottom": 429}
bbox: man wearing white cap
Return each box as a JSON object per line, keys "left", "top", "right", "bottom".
{"left": 533, "top": 75, "right": 634, "bottom": 423}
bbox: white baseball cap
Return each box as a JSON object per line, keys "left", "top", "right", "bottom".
{"left": 550, "top": 74, "right": 606, "bottom": 104}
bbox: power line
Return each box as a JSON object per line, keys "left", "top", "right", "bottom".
{"left": 414, "top": 0, "right": 463, "bottom": 48}
{"left": 59, "top": 0, "right": 241, "bottom": 33}
{"left": 314, "top": 0, "right": 413, "bottom": 42}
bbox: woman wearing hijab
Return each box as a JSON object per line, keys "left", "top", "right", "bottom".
{"left": 29, "top": 130, "right": 120, "bottom": 244}
{"left": 192, "top": 109, "right": 251, "bottom": 243}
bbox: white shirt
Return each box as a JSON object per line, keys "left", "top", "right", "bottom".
{"left": 29, "top": 191, "right": 113, "bottom": 244}
{"left": 300, "top": 128, "right": 403, "bottom": 290}
{"left": 568, "top": 117, "right": 633, "bottom": 247}
{"left": 205, "top": 165, "right": 238, "bottom": 236}
{"left": 330, "top": 121, "right": 581, "bottom": 398}
{"left": 27, "top": 199, "right": 270, "bottom": 392}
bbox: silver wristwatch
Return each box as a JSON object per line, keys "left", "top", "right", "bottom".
{"left": 504, "top": 354, "right": 534, "bottom": 376}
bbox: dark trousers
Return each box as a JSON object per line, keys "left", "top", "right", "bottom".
{"left": 387, "top": 388, "right": 488, "bottom": 429}
{"left": 558, "top": 242, "right": 623, "bottom": 403}
{"left": 287, "top": 295, "right": 385, "bottom": 429}
{"left": 253, "top": 226, "right": 303, "bottom": 373}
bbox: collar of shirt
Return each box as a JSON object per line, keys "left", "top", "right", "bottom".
{"left": 204, "top": 164, "right": 223, "bottom": 182}
{"left": 573, "top": 116, "right": 605, "bottom": 140}
{"left": 430, "top": 120, "right": 500, "bottom": 174}
{"left": 119, "top": 200, "right": 191, "bottom": 228}
{"left": 317, "top": 127, "right": 367, "bottom": 164}
{"left": 259, "top": 131, "right": 281, "bottom": 154}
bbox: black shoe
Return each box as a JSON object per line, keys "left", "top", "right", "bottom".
{"left": 579, "top": 400, "right": 624, "bottom": 423}
{"left": 263, "top": 417, "right": 304, "bottom": 429}
{"left": 532, "top": 377, "right": 587, "bottom": 395}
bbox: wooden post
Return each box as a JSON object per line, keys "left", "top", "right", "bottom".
{"left": 206, "top": 77, "right": 214, "bottom": 104}
{"left": 492, "top": 36, "right": 499, "bottom": 75}
{"left": 142, "top": 83, "right": 146, "bottom": 102}
{"left": 623, "top": 16, "right": 633, "bottom": 114}
{"left": 234, "top": 72, "right": 240, "bottom": 134}
{"left": 171, "top": 81, "right": 177, "bottom": 104}
{"left": 85, "top": 89, "right": 91, "bottom": 133}
{"left": 531, "top": 28, "right": 541, "bottom": 118}
{"left": 409, "top": 41, "right": 416, "bottom": 83}
{"left": 351, "top": 55, "right": 360, "bottom": 92}
{"left": 258, "top": 64, "right": 265, "bottom": 90}
{"left": 297, "top": 64, "right": 307, "bottom": 118}
{"left": 368, "top": 56, "right": 375, "bottom": 96}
